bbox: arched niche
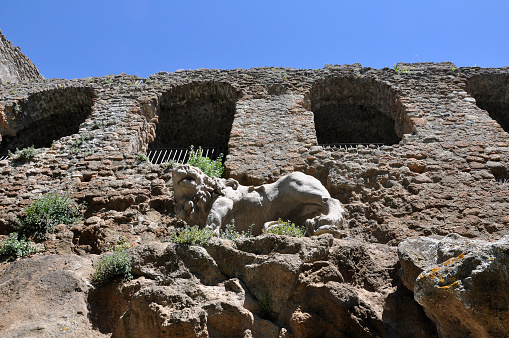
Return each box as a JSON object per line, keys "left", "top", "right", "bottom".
{"left": 466, "top": 74, "right": 509, "bottom": 133}
{"left": 0, "top": 87, "right": 96, "bottom": 152}
{"left": 310, "top": 77, "right": 401, "bottom": 145}
{"left": 148, "top": 81, "right": 240, "bottom": 151}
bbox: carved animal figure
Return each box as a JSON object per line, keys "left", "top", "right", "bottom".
{"left": 173, "top": 164, "right": 345, "bottom": 237}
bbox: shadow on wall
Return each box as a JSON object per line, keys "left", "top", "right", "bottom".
{"left": 0, "top": 87, "right": 96, "bottom": 153}
{"left": 310, "top": 76, "right": 402, "bottom": 145}
{"left": 466, "top": 73, "right": 509, "bottom": 134}
{"left": 147, "top": 81, "right": 241, "bottom": 153}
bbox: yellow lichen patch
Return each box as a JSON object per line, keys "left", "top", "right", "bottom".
{"left": 443, "top": 252, "right": 465, "bottom": 267}
{"left": 438, "top": 280, "right": 460, "bottom": 290}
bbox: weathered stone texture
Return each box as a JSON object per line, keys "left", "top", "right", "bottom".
{"left": 0, "top": 30, "right": 42, "bottom": 83}
{"left": 0, "top": 59, "right": 509, "bottom": 336}
{"left": 399, "top": 234, "right": 509, "bottom": 337}
{"left": 0, "top": 62, "right": 508, "bottom": 249}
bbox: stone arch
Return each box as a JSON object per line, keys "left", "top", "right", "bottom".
{"left": 466, "top": 73, "right": 509, "bottom": 133}
{"left": 309, "top": 76, "right": 402, "bottom": 145}
{"left": 0, "top": 87, "right": 96, "bottom": 152}
{"left": 147, "top": 81, "right": 240, "bottom": 151}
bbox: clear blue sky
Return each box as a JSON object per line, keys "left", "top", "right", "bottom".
{"left": 2, "top": 0, "right": 508, "bottom": 79}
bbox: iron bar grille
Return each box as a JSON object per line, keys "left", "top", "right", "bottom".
{"left": 320, "top": 143, "right": 392, "bottom": 150}
{"left": 147, "top": 147, "right": 227, "bottom": 164}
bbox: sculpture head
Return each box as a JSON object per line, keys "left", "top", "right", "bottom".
{"left": 172, "top": 164, "right": 215, "bottom": 227}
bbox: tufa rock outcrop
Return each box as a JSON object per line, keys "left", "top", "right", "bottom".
{"left": 89, "top": 234, "right": 437, "bottom": 337}
{"left": 0, "top": 30, "right": 42, "bottom": 83}
{"left": 399, "top": 234, "right": 509, "bottom": 337}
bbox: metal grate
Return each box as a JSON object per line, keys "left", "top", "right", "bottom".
{"left": 320, "top": 143, "right": 392, "bottom": 150}
{"left": 0, "top": 154, "right": 8, "bottom": 161}
{"left": 147, "top": 147, "right": 227, "bottom": 164}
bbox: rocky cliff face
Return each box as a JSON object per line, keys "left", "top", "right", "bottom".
{"left": 0, "top": 51, "right": 508, "bottom": 336}
{"left": 1, "top": 235, "right": 440, "bottom": 337}
{"left": 3, "top": 233, "right": 507, "bottom": 337}
{"left": 0, "top": 30, "right": 42, "bottom": 83}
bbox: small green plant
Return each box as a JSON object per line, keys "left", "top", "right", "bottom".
{"left": 186, "top": 146, "right": 224, "bottom": 178}
{"left": 69, "top": 146, "right": 80, "bottom": 155}
{"left": 9, "top": 146, "right": 37, "bottom": 162}
{"left": 393, "top": 64, "right": 410, "bottom": 74}
{"left": 170, "top": 222, "right": 253, "bottom": 245}
{"left": 136, "top": 153, "right": 149, "bottom": 162}
{"left": 80, "top": 131, "right": 95, "bottom": 141}
{"left": 15, "top": 193, "right": 83, "bottom": 242}
{"left": 263, "top": 219, "right": 306, "bottom": 237}
{"left": 170, "top": 225, "right": 214, "bottom": 245}
{"left": 91, "top": 237, "right": 132, "bottom": 287}
{"left": 162, "top": 160, "right": 176, "bottom": 170}
{"left": 91, "top": 121, "right": 103, "bottom": 130}
{"left": 219, "top": 220, "right": 253, "bottom": 240}
{"left": 258, "top": 291, "right": 274, "bottom": 320}
{"left": 0, "top": 233, "right": 43, "bottom": 260}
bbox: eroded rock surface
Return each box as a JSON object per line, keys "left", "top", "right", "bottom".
{"left": 399, "top": 234, "right": 509, "bottom": 337}
{"left": 0, "top": 30, "right": 42, "bottom": 83}
{"left": 0, "top": 254, "right": 102, "bottom": 337}
{"left": 85, "top": 234, "right": 436, "bottom": 337}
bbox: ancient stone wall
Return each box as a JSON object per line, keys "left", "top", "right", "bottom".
{"left": 1, "top": 61, "right": 509, "bottom": 337}
{"left": 0, "top": 30, "right": 43, "bottom": 83}
{"left": 0, "top": 62, "right": 508, "bottom": 251}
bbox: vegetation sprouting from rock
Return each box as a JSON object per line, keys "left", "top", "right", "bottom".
{"left": 169, "top": 223, "right": 254, "bottom": 245}
{"left": 136, "top": 153, "right": 149, "bottom": 162}
{"left": 186, "top": 145, "right": 224, "bottom": 177}
{"left": 15, "top": 192, "right": 83, "bottom": 242}
{"left": 0, "top": 233, "right": 43, "bottom": 261}
{"left": 91, "top": 238, "right": 132, "bottom": 287}
{"left": 263, "top": 219, "right": 306, "bottom": 237}
{"left": 170, "top": 220, "right": 305, "bottom": 246}
{"left": 9, "top": 146, "right": 37, "bottom": 162}
{"left": 170, "top": 225, "right": 215, "bottom": 245}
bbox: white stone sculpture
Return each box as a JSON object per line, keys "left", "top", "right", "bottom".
{"left": 172, "top": 164, "right": 345, "bottom": 237}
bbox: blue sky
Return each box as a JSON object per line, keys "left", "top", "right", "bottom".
{"left": 2, "top": 0, "right": 508, "bottom": 79}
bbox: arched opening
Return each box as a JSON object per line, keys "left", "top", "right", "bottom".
{"left": 466, "top": 74, "right": 509, "bottom": 133}
{"left": 0, "top": 87, "right": 96, "bottom": 153}
{"left": 310, "top": 77, "right": 401, "bottom": 146}
{"left": 147, "top": 81, "right": 239, "bottom": 163}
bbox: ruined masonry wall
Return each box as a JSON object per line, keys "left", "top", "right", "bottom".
{"left": 0, "top": 62, "right": 508, "bottom": 252}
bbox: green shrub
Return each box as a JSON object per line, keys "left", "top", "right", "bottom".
{"left": 186, "top": 146, "right": 224, "bottom": 178}
{"left": 136, "top": 153, "right": 149, "bottom": 162}
{"left": 0, "top": 233, "right": 43, "bottom": 260}
{"left": 170, "top": 222, "right": 253, "bottom": 245}
{"left": 91, "top": 238, "right": 132, "bottom": 287}
{"left": 9, "top": 146, "right": 37, "bottom": 162}
{"left": 15, "top": 193, "right": 83, "bottom": 242}
{"left": 263, "top": 219, "right": 306, "bottom": 237}
{"left": 170, "top": 225, "right": 215, "bottom": 245}
{"left": 162, "top": 160, "right": 176, "bottom": 170}
{"left": 219, "top": 221, "right": 252, "bottom": 240}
